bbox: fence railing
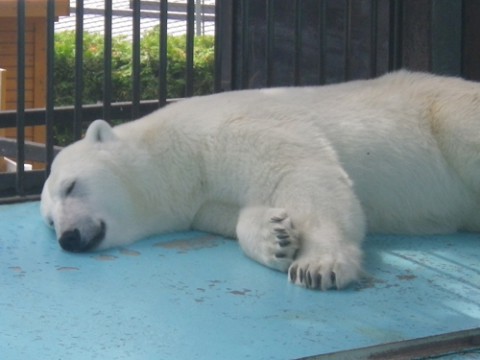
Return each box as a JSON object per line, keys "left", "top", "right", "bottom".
{"left": 0, "top": 0, "right": 216, "bottom": 201}
{"left": 0, "top": 0, "right": 478, "bottom": 202}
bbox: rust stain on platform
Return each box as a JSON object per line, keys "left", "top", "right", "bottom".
{"left": 153, "top": 235, "right": 219, "bottom": 253}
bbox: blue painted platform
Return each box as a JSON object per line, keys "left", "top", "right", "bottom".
{"left": 1, "top": 202, "right": 479, "bottom": 359}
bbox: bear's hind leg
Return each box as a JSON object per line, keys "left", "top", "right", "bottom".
{"left": 236, "top": 206, "right": 300, "bottom": 272}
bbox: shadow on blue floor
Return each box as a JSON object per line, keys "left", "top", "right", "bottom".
{"left": 1, "top": 202, "right": 479, "bottom": 359}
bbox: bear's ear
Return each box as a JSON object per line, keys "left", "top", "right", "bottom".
{"left": 85, "top": 119, "right": 118, "bottom": 143}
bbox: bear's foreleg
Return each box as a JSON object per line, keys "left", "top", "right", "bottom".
{"left": 237, "top": 204, "right": 364, "bottom": 290}
{"left": 237, "top": 163, "right": 366, "bottom": 290}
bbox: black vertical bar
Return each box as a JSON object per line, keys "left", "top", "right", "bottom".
{"left": 186, "top": 0, "right": 195, "bottom": 97}
{"left": 217, "top": 0, "right": 233, "bottom": 91}
{"left": 370, "top": 0, "right": 378, "bottom": 77}
{"left": 461, "top": 0, "right": 466, "bottom": 77}
{"left": 214, "top": 0, "right": 223, "bottom": 92}
{"left": 265, "top": 0, "right": 275, "bottom": 87}
{"left": 230, "top": 1, "right": 239, "bottom": 90}
{"left": 132, "top": 0, "right": 141, "bottom": 119}
{"left": 159, "top": 0, "right": 168, "bottom": 106}
{"left": 16, "top": 0, "right": 26, "bottom": 196}
{"left": 318, "top": 0, "right": 326, "bottom": 84}
{"left": 240, "top": 0, "right": 250, "bottom": 89}
{"left": 103, "top": 0, "right": 113, "bottom": 121}
{"left": 389, "top": 0, "right": 403, "bottom": 71}
{"left": 431, "top": 0, "right": 462, "bottom": 76}
{"left": 293, "top": 0, "right": 303, "bottom": 86}
{"left": 74, "top": 0, "right": 84, "bottom": 140}
{"left": 345, "top": 0, "right": 352, "bottom": 80}
{"left": 462, "top": 0, "right": 480, "bottom": 80}
{"left": 46, "top": 0, "right": 55, "bottom": 176}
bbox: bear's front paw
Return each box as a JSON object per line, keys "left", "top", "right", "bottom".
{"left": 288, "top": 248, "right": 362, "bottom": 290}
{"left": 265, "top": 209, "right": 300, "bottom": 271}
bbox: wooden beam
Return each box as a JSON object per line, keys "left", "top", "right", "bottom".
{"left": 0, "top": 69, "right": 6, "bottom": 110}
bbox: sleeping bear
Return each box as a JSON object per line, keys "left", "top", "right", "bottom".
{"left": 41, "top": 71, "right": 480, "bottom": 290}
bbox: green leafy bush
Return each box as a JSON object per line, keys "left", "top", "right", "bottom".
{"left": 54, "top": 28, "right": 215, "bottom": 106}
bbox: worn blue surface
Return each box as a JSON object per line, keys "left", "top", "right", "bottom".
{"left": 1, "top": 202, "right": 479, "bottom": 359}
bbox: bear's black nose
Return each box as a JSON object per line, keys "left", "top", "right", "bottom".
{"left": 59, "top": 229, "right": 83, "bottom": 252}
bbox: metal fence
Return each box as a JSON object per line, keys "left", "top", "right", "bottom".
{"left": 0, "top": 0, "right": 222, "bottom": 201}
{"left": 220, "top": 0, "right": 470, "bottom": 89}
{"left": 0, "top": 0, "right": 478, "bottom": 202}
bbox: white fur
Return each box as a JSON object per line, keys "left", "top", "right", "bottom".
{"left": 41, "top": 71, "right": 480, "bottom": 290}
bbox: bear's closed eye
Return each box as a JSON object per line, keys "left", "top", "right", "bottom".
{"left": 65, "top": 181, "right": 76, "bottom": 196}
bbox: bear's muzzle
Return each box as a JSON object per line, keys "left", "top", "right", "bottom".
{"left": 59, "top": 221, "right": 106, "bottom": 252}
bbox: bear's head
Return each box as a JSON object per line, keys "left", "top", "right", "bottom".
{"left": 41, "top": 120, "right": 141, "bottom": 252}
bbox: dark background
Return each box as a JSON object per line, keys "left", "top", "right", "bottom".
{"left": 217, "top": 0, "right": 480, "bottom": 91}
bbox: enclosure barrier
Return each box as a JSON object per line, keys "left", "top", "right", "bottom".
{"left": 0, "top": 0, "right": 212, "bottom": 200}
{"left": 0, "top": 0, "right": 477, "bottom": 199}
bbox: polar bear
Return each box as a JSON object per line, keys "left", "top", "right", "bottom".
{"left": 41, "top": 71, "right": 480, "bottom": 290}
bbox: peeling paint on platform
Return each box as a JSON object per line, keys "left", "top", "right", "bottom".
{"left": 153, "top": 235, "right": 220, "bottom": 253}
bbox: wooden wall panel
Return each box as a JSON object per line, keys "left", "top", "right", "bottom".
{"left": 0, "top": 3, "right": 60, "bottom": 149}
{"left": 0, "top": 0, "right": 68, "bottom": 167}
{"left": 0, "top": 69, "right": 6, "bottom": 110}
{"left": 0, "top": 20, "right": 36, "bottom": 110}
{"left": 0, "top": 0, "right": 69, "bottom": 18}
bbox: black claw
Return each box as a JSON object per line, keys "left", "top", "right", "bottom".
{"left": 289, "top": 265, "right": 297, "bottom": 282}
{"left": 275, "top": 252, "right": 287, "bottom": 259}
{"left": 270, "top": 216, "right": 286, "bottom": 223}
{"left": 277, "top": 239, "right": 291, "bottom": 247}
{"left": 299, "top": 268, "right": 304, "bottom": 283}
{"left": 274, "top": 227, "right": 287, "bottom": 234}
{"left": 331, "top": 272, "right": 337, "bottom": 288}
{"left": 306, "top": 272, "right": 312, "bottom": 288}
{"left": 276, "top": 234, "right": 290, "bottom": 240}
